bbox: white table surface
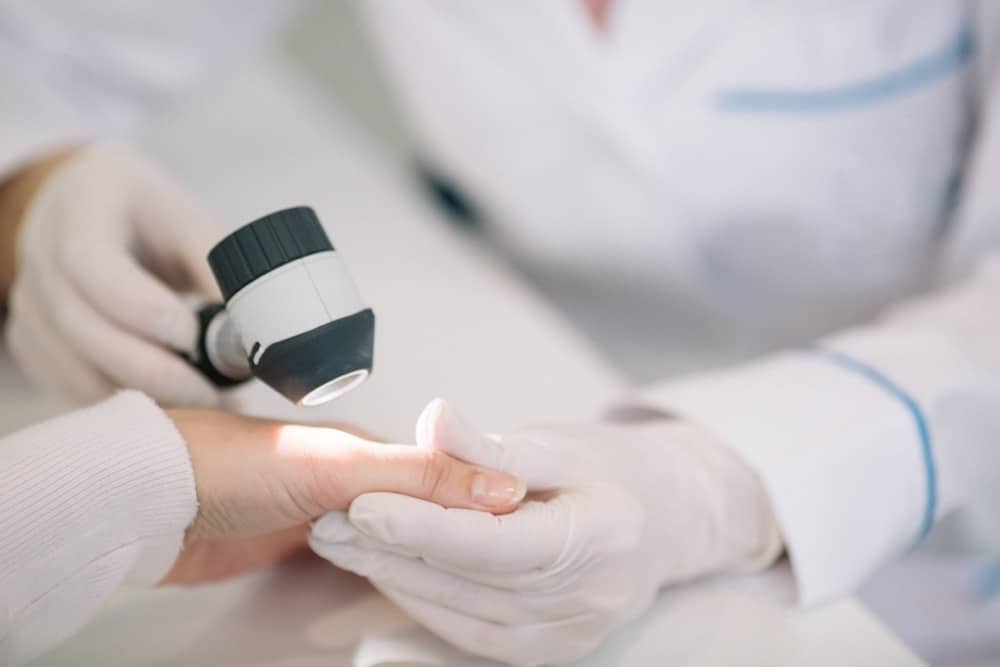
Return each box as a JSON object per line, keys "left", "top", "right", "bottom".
{"left": 6, "top": 51, "right": 922, "bottom": 666}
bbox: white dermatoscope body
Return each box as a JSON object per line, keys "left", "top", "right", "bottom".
{"left": 191, "top": 207, "right": 375, "bottom": 406}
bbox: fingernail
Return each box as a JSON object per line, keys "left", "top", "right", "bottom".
{"left": 470, "top": 471, "right": 527, "bottom": 508}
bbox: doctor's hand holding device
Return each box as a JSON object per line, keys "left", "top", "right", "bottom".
{"left": 5, "top": 144, "right": 375, "bottom": 409}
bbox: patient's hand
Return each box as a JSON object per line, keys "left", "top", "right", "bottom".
{"left": 160, "top": 409, "right": 526, "bottom": 585}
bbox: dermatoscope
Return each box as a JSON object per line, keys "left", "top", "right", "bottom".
{"left": 187, "top": 206, "right": 374, "bottom": 406}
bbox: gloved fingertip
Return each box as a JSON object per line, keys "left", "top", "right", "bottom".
{"left": 308, "top": 538, "right": 355, "bottom": 568}
{"left": 347, "top": 493, "right": 414, "bottom": 541}
{"left": 346, "top": 495, "right": 384, "bottom": 528}
{"left": 310, "top": 510, "right": 353, "bottom": 543}
{"left": 415, "top": 397, "right": 449, "bottom": 448}
{"left": 417, "top": 399, "right": 483, "bottom": 458}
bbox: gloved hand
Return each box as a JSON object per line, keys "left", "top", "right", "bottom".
{"left": 310, "top": 400, "right": 783, "bottom": 666}
{"left": 5, "top": 143, "right": 224, "bottom": 406}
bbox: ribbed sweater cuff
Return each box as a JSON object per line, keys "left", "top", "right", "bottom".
{"left": 0, "top": 391, "right": 197, "bottom": 592}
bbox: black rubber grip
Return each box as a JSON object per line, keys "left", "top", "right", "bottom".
{"left": 188, "top": 302, "right": 249, "bottom": 388}
{"left": 208, "top": 206, "right": 334, "bottom": 301}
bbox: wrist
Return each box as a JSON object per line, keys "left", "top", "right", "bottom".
{"left": 0, "top": 145, "right": 83, "bottom": 304}
{"left": 164, "top": 408, "right": 289, "bottom": 541}
{"left": 3, "top": 391, "right": 199, "bottom": 586}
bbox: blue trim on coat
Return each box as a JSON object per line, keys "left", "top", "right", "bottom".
{"left": 718, "top": 26, "right": 973, "bottom": 112}
{"left": 808, "top": 346, "right": 937, "bottom": 542}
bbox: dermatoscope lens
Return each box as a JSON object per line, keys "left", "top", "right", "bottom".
{"left": 298, "top": 369, "right": 370, "bottom": 406}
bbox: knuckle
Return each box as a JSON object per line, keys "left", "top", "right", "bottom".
{"left": 419, "top": 450, "right": 454, "bottom": 501}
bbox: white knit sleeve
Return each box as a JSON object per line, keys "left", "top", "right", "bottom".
{"left": 0, "top": 391, "right": 197, "bottom": 665}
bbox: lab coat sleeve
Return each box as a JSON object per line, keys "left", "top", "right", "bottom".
{"left": 0, "top": 1, "right": 299, "bottom": 177}
{"left": 0, "top": 391, "right": 196, "bottom": 665}
{"left": 629, "top": 255, "right": 1000, "bottom": 606}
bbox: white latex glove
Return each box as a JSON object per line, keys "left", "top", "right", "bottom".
{"left": 5, "top": 144, "right": 225, "bottom": 406}
{"left": 310, "top": 399, "right": 783, "bottom": 666}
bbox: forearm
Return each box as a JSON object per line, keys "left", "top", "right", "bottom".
{"left": 0, "top": 392, "right": 196, "bottom": 665}
{"left": 0, "top": 147, "right": 80, "bottom": 305}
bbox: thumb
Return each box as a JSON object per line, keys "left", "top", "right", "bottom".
{"left": 336, "top": 443, "right": 526, "bottom": 514}
{"left": 415, "top": 399, "right": 569, "bottom": 488}
{"left": 283, "top": 424, "right": 528, "bottom": 514}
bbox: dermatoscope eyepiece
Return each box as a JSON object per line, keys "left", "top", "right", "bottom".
{"left": 188, "top": 207, "right": 374, "bottom": 406}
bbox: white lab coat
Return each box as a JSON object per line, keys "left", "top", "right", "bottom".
{"left": 1, "top": 0, "right": 999, "bottom": 662}
{"left": 360, "top": 0, "right": 1000, "bottom": 603}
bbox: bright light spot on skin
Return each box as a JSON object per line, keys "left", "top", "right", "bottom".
{"left": 275, "top": 422, "right": 364, "bottom": 456}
